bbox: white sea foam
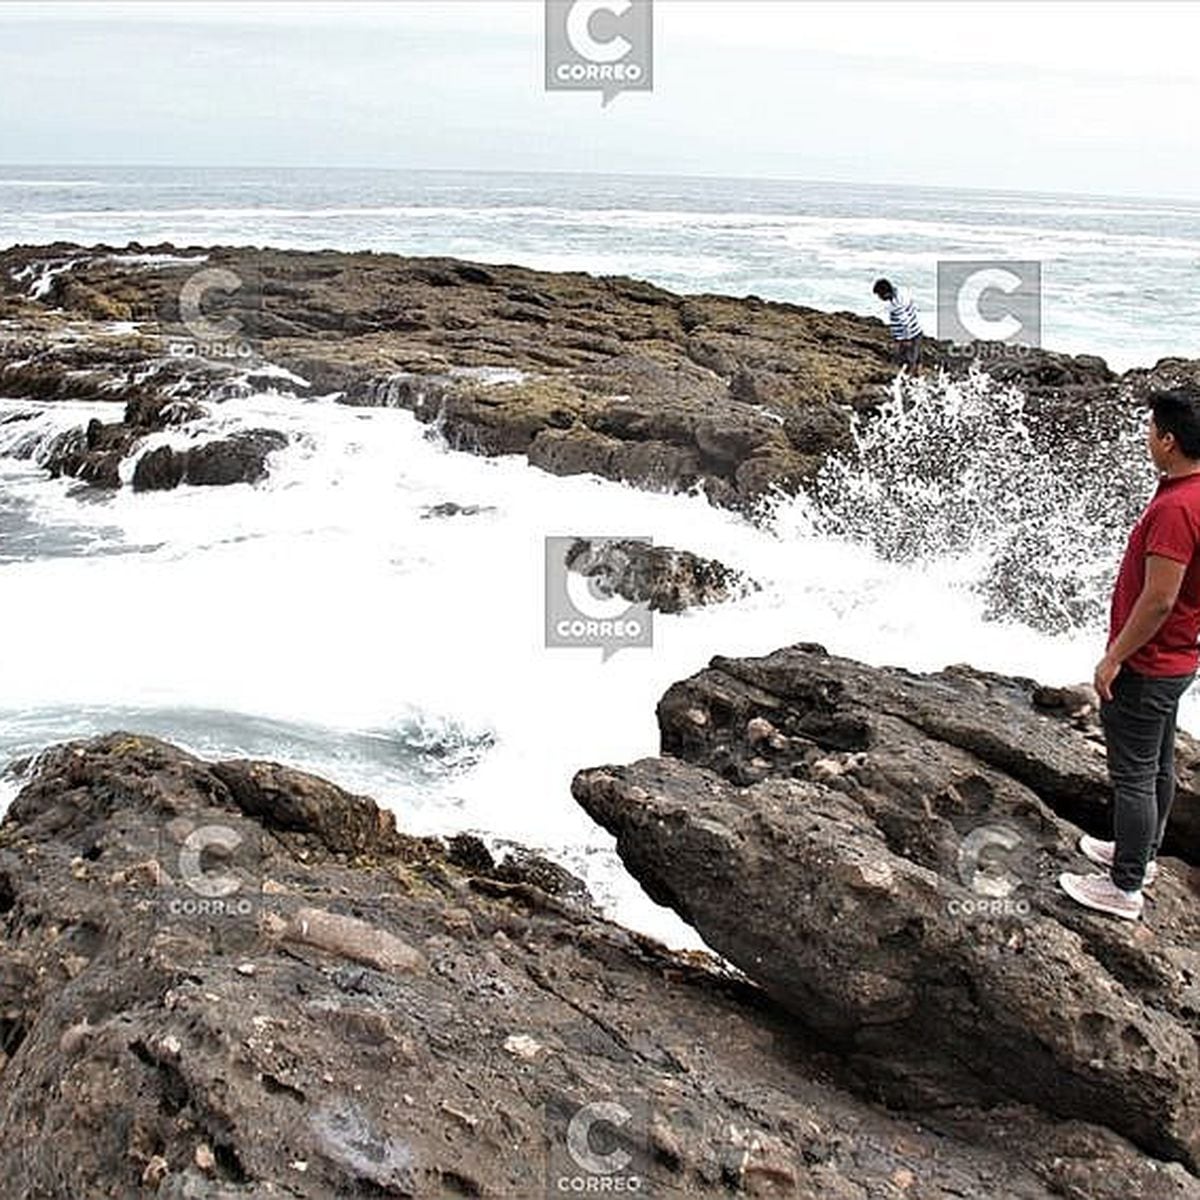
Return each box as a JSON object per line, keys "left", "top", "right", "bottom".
{"left": 11, "top": 257, "right": 86, "bottom": 299}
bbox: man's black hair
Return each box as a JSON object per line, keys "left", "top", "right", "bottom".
{"left": 873, "top": 278, "right": 894, "bottom": 300}
{"left": 1148, "top": 384, "right": 1200, "bottom": 460}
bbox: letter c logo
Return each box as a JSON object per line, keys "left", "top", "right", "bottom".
{"left": 179, "top": 267, "right": 244, "bottom": 341}
{"left": 566, "top": 0, "right": 632, "bottom": 64}
{"left": 957, "top": 824, "right": 1021, "bottom": 899}
{"left": 956, "top": 266, "right": 1023, "bottom": 342}
{"left": 566, "top": 1101, "right": 632, "bottom": 1175}
{"left": 179, "top": 824, "right": 242, "bottom": 898}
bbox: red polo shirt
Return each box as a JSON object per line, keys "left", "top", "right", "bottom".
{"left": 1108, "top": 469, "right": 1200, "bottom": 676}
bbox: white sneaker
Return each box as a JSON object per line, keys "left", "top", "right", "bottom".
{"left": 1078, "top": 834, "right": 1158, "bottom": 886}
{"left": 1058, "top": 871, "right": 1144, "bottom": 921}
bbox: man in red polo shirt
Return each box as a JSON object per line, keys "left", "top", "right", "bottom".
{"left": 1059, "top": 385, "right": 1200, "bottom": 920}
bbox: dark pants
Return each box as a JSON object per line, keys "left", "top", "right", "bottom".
{"left": 1100, "top": 666, "right": 1195, "bottom": 890}
{"left": 896, "top": 336, "right": 922, "bottom": 371}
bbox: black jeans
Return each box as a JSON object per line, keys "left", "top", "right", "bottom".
{"left": 1100, "top": 666, "right": 1195, "bottom": 890}
{"left": 896, "top": 336, "right": 922, "bottom": 370}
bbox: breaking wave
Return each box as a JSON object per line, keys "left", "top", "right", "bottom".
{"left": 810, "top": 366, "right": 1149, "bottom": 632}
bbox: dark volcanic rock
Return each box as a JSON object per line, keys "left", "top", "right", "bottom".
{"left": 1, "top": 732, "right": 1195, "bottom": 1197}
{"left": 125, "top": 392, "right": 207, "bottom": 430}
{"left": 129, "top": 430, "right": 288, "bottom": 492}
{"left": 572, "top": 644, "right": 1200, "bottom": 1175}
{"left": 43, "top": 422, "right": 126, "bottom": 488}
{"left": 131, "top": 443, "right": 186, "bottom": 491}
{"left": 116, "top": 429, "right": 290, "bottom": 493}
{"left": 180, "top": 428, "right": 288, "bottom": 487}
{"left": 564, "top": 537, "right": 759, "bottom": 614}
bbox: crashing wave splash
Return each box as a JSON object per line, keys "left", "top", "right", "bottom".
{"left": 811, "top": 365, "right": 1149, "bottom": 633}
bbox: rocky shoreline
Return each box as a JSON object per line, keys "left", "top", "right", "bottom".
{"left": 7, "top": 240, "right": 1196, "bottom": 516}
{"left": 4, "top": 243, "right": 1200, "bottom": 1196}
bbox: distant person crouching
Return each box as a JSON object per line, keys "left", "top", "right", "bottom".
{"left": 873, "top": 278, "right": 923, "bottom": 377}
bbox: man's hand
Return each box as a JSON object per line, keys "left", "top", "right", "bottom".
{"left": 1094, "top": 653, "right": 1122, "bottom": 702}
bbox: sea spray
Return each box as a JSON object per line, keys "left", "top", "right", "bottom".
{"left": 809, "top": 366, "right": 1150, "bottom": 631}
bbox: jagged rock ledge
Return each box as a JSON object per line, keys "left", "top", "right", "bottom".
{"left": 1, "top": 730, "right": 1196, "bottom": 1197}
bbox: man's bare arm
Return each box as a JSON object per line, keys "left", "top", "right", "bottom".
{"left": 1107, "top": 555, "right": 1187, "bottom": 664}
{"left": 1095, "top": 555, "right": 1188, "bottom": 700}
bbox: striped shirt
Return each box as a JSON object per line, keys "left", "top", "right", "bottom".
{"left": 887, "top": 287, "right": 922, "bottom": 340}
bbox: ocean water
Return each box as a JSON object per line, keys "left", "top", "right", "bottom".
{"left": 0, "top": 167, "right": 1195, "bottom": 946}
{"left": 2, "top": 166, "right": 1199, "bottom": 369}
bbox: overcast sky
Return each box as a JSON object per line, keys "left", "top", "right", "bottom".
{"left": 2, "top": 0, "right": 1198, "bottom": 200}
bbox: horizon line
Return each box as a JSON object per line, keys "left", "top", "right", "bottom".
{"left": 1, "top": 162, "right": 1198, "bottom": 210}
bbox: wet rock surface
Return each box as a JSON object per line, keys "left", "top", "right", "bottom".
{"left": 131, "top": 429, "right": 289, "bottom": 492}
{"left": 1, "top": 732, "right": 1195, "bottom": 1197}
{"left": 573, "top": 643, "right": 1200, "bottom": 1179}
{"left": 564, "top": 537, "right": 759, "bottom": 613}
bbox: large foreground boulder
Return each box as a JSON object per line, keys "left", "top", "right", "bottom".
{"left": 1, "top": 732, "right": 1195, "bottom": 1197}
{"left": 573, "top": 644, "right": 1200, "bottom": 1174}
